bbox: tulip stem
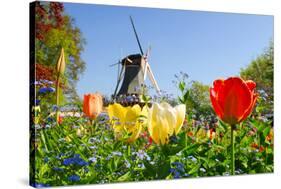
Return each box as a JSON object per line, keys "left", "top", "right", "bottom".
{"left": 230, "top": 125, "right": 235, "bottom": 175}
{"left": 55, "top": 73, "right": 61, "bottom": 124}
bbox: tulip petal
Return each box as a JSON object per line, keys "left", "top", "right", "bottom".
{"left": 219, "top": 77, "right": 253, "bottom": 124}
{"left": 83, "top": 93, "right": 103, "bottom": 119}
{"left": 89, "top": 95, "right": 96, "bottom": 118}
{"left": 174, "top": 104, "right": 186, "bottom": 134}
{"left": 159, "top": 117, "right": 169, "bottom": 144}
{"left": 245, "top": 80, "right": 256, "bottom": 91}
{"left": 213, "top": 79, "right": 224, "bottom": 91}
{"left": 124, "top": 105, "right": 141, "bottom": 134}
{"left": 148, "top": 103, "right": 162, "bottom": 144}
{"left": 210, "top": 87, "right": 224, "bottom": 119}
{"left": 161, "top": 103, "right": 176, "bottom": 135}
{"left": 108, "top": 103, "right": 126, "bottom": 123}
{"left": 127, "top": 121, "right": 142, "bottom": 143}
{"left": 239, "top": 93, "right": 258, "bottom": 122}
{"left": 125, "top": 104, "right": 141, "bottom": 122}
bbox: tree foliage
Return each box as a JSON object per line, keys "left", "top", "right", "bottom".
{"left": 240, "top": 41, "right": 273, "bottom": 94}
{"left": 240, "top": 41, "right": 273, "bottom": 116}
{"left": 35, "top": 2, "right": 86, "bottom": 102}
{"left": 176, "top": 73, "right": 213, "bottom": 119}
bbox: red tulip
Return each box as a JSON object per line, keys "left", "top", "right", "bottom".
{"left": 83, "top": 93, "right": 103, "bottom": 120}
{"left": 210, "top": 77, "right": 257, "bottom": 125}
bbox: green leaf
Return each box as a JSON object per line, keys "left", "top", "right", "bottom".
{"left": 188, "top": 163, "right": 201, "bottom": 175}
{"left": 262, "top": 126, "right": 271, "bottom": 138}
{"left": 179, "top": 81, "right": 186, "bottom": 92}
{"left": 117, "top": 171, "right": 131, "bottom": 182}
{"left": 157, "top": 161, "right": 170, "bottom": 179}
{"left": 143, "top": 160, "right": 156, "bottom": 177}
{"left": 183, "top": 143, "right": 200, "bottom": 156}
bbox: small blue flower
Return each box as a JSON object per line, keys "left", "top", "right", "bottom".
{"left": 172, "top": 162, "right": 185, "bottom": 173}
{"left": 89, "top": 157, "right": 97, "bottom": 163}
{"left": 63, "top": 158, "right": 74, "bottom": 166}
{"left": 76, "top": 158, "right": 89, "bottom": 166}
{"left": 170, "top": 168, "right": 181, "bottom": 179}
{"left": 38, "top": 87, "right": 55, "bottom": 94}
{"left": 187, "top": 155, "right": 197, "bottom": 162}
{"left": 68, "top": 174, "right": 80, "bottom": 182}
{"left": 46, "top": 117, "right": 53, "bottom": 122}
{"left": 125, "top": 96, "right": 134, "bottom": 103}
{"left": 62, "top": 154, "right": 89, "bottom": 166}
{"left": 52, "top": 105, "right": 59, "bottom": 111}
{"left": 31, "top": 183, "right": 50, "bottom": 187}
{"left": 174, "top": 171, "right": 181, "bottom": 179}
{"left": 35, "top": 99, "right": 40, "bottom": 105}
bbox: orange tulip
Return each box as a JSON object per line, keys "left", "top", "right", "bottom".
{"left": 210, "top": 77, "right": 257, "bottom": 125}
{"left": 58, "top": 115, "right": 63, "bottom": 124}
{"left": 83, "top": 93, "right": 103, "bottom": 120}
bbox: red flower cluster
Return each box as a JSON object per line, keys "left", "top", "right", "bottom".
{"left": 35, "top": 2, "right": 65, "bottom": 40}
{"left": 35, "top": 63, "right": 55, "bottom": 82}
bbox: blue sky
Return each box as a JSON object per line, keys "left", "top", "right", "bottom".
{"left": 64, "top": 3, "right": 273, "bottom": 98}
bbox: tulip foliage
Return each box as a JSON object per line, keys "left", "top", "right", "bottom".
{"left": 32, "top": 76, "right": 273, "bottom": 186}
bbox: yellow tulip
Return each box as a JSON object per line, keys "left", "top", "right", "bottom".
{"left": 147, "top": 102, "right": 186, "bottom": 145}
{"left": 108, "top": 103, "right": 147, "bottom": 142}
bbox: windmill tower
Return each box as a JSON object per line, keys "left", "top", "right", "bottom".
{"left": 112, "top": 16, "right": 160, "bottom": 100}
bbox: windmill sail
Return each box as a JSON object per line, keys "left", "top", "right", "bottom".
{"left": 113, "top": 17, "right": 160, "bottom": 98}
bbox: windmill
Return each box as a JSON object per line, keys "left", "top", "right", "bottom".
{"left": 112, "top": 16, "right": 161, "bottom": 101}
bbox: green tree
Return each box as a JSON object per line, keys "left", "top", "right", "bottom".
{"left": 176, "top": 72, "right": 213, "bottom": 119}
{"left": 240, "top": 41, "right": 273, "bottom": 116}
{"left": 35, "top": 2, "right": 86, "bottom": 102}
{"left": 240, "top": 41, "right": 273, "bottom": 94}
{"left": 189, "top": 81, "right": 212, "bottom": 116}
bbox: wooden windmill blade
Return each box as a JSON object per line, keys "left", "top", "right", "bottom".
{"left": 113, "top": 63, "right": 125, "bottom": 98}
{"left": 141, "top": 59, "right": 148, "bottom": 80}
{"left": 146, "top": 64, "right": 161, "bottom": 94}
{"left": 142, "top": 46, "right": 151, "bottom": 80}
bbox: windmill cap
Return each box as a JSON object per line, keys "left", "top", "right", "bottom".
{"left": 121, "top": 53, "right": 143, "bottom": 65}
